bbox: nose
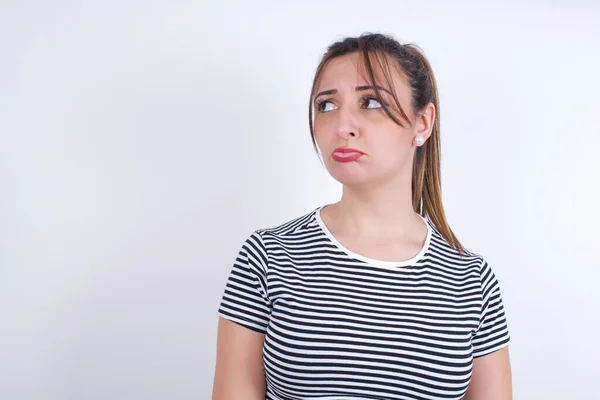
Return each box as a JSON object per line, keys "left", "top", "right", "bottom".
{"left": 334, "top": 105, "right": 360, "bottom": 140}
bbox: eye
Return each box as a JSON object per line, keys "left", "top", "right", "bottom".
{"left": 362, "top": 96, "right": 383, "bottom": 109}
{"left": 316, "top": 99, "right": 337, "bottom": 113}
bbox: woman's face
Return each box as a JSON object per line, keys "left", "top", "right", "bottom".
{"left": 313, "top": 52, "right": 433, "bottom": 188}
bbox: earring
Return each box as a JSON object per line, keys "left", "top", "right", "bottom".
{"left": 415, "top": 135, "right": 425, "bottom": 146}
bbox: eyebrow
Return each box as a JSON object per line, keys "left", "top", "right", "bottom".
{"left": 315, "top": 85, "right": 394, "bottom": 99}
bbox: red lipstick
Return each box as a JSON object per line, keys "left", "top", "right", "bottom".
{"left": 332, "top": 147, "right": 364, "bottom": 162}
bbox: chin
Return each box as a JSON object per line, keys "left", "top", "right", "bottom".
{"left": 327, "top": 160, "right": 398, "bottom": 188}
{"left": 327, "top": 166, "right": 373, "bottom": 187}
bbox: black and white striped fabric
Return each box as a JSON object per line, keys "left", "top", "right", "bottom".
{"left": 218, "top": 205, "right": 510, "bottom": 400}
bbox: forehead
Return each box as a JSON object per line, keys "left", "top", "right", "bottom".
{"left": 315, "top": 51, "right": 407, "bottom": 92}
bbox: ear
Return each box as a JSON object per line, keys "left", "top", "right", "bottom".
{"left": 414, "top": 102, "right": 435, "bottom": 141}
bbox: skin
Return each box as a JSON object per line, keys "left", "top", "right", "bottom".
{"left": 313, "top": 52, "right": 433, "bottom": 261}
{"left": 212, "top": 51, "right": 512, "bottom": 400}
{"left": 212, "top": 318, "right": 266, "bottom": 400}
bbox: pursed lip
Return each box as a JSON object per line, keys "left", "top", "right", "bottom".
{"left": 331, "top": 147, "right": 365, "bottom": 162}
{"left": 332, "top": 147, "right": 364, "bottom": 155}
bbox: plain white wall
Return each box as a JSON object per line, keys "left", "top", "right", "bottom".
{"left": 1, "top": 0, "right": 599, "bottom": 399}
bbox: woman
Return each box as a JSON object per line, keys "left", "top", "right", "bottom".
{"left": 213, "top": 32, "right": 512, "bottom": 400}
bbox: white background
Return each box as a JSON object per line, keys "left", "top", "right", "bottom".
{"left": 1, "top": 0, "right": 599, "bottom": 399}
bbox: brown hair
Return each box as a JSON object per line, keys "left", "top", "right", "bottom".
{"left": 308, "top": 32, "right": 466, "bottom": 256}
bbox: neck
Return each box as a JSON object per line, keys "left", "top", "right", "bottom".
{"left": 331, "top": 177, "right": 422, "bottom": 240}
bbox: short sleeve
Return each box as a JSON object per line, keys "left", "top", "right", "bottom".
{"left": 472, "top": 258, "right": 511, "bottom": 358}
{"left": 218, "top": 230, "right": 272, "bottom": 334}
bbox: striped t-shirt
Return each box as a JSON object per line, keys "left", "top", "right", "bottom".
{"left": 218, "top": 205, "right": 510, "bottom": 400}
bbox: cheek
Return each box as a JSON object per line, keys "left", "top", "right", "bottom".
{"left": 369, "top": 125, "right": 414, "bottom": 165}
{"left": 371, "top": 121, "right": 410, "bottom": 148}
{"left": 312, "top": 119, "right": 334, "bottom": 146}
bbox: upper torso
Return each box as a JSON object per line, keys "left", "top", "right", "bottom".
{"left": 219, "top": 206, "right": 510, "bottom": 400}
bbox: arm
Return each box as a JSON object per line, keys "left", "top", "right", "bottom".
{"left": 463, "top": 346, "right": 512, "bottom": 400}
{"left": 212, "top": 317, "right": 266, "bottom": 400}
{"left": 214, "top": 231, "right": 272, "bottom": 399}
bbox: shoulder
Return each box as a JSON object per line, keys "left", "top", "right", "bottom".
{"left": 424, "top": 219, "right": 484, "bottom": 270}
{"left": 254, "top": 207, "right": 320, "bottom": 238}
{"left": 248, "top": 206, "right": 322, "bottom": 250}
{"left": 229, "top": 208, "right": 318, "bottom": 277}
{"left": 425, "top": 220, "right": 503, "bottom": 290}
{"left": 424, "top": 219, "right": 505, "bottom": 292}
